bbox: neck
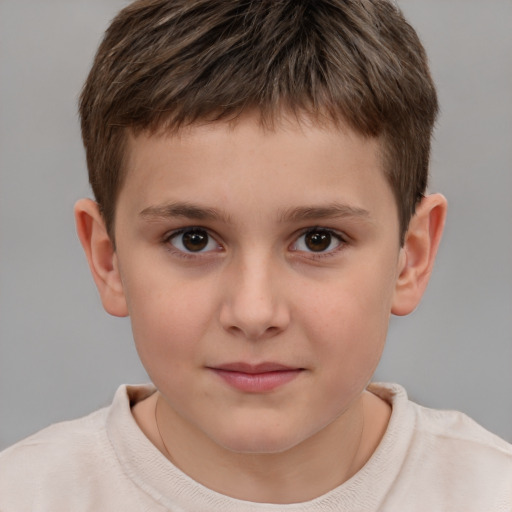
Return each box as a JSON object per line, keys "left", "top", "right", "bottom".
{"left": 138, "top": 390, "right": 390, "bottom": 504}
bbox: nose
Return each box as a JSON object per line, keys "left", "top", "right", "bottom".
{"left": 219, "top": 253, "right": 290, "bottom": 341}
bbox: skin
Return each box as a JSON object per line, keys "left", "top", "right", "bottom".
{"left": 75, "top": 112, "right": 446, "bottom": 503}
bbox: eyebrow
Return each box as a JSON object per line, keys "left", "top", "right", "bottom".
{"left": 139, "top": 201, "right": 371, "bottom": 224}
{"left": 139, "top": 202, "right": 232, "bottom": 223}
{"left": 278, "top": 203, "right": 371, "bottom": 223}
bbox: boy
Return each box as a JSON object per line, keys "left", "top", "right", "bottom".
{"left": 1, "top": 0, "right": 511, "bottom": 510}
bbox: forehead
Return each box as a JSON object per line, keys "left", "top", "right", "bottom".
{"left": 119, "top": 112, "right": 397, "bottom": 228}
{"left": 125, "top": 108, "right": 387, "bottom": 169}
{"left": 125, "top": 111, "right": 386, "bottom": 172}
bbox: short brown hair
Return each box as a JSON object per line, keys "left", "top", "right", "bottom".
{"left": 80, "top": 0, "right": 438, "bottom": 244}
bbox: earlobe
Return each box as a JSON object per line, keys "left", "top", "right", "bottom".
{"left": 74, "top": 198, "right": 129, "bottom": 317}
{"left": 391, "top": 193, "right": 447, "bottom": 316}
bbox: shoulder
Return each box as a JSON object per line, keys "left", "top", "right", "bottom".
{"left": 410, "top": 398, "right": 512, "bottom": 464}
{"left": 411, "top": 403, "right": 512, "bottom": 509}
{"left": 371, "top": 382, "right": 512, "bottom": 457}
{"left": 370, "top": 383, "right": 512, "bottom": 511}
{"left": 0, "top": 406, "right": 111, "bottom": 507}
{"left": 0, "top": 384, "right": 156, "bottom": 510}
{"left": 0, "top": 403, "right": 109, "bottom": 461}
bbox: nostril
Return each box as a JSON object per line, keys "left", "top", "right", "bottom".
{"left": 225, "top": 323, "right": 282, "bottom": 341}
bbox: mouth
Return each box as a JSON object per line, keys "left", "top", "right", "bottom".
{"left": 207, "top": 362, "right": 305, "bottom": 393}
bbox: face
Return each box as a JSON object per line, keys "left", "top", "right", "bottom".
{"left": 113, "top": 113, "right": 404, "bottom": 454}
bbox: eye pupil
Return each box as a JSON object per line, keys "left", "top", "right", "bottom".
{"left": 305, "top": 231, "right": 331, "bottom": 252}
{"left": 183, "top": 230, "right": 209, "bottom": 251}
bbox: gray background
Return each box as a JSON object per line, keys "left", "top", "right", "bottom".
{"left": 1, "top": 0, "right": 511, "bottom": 450}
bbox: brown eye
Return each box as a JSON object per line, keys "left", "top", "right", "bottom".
{"left": 304, "top": 231, "right": 332, "bottom": 252}
{"left": 292, "top": 228, "right": 343, "bottom": 254}
{"left": 170, "top": 228, "right": 218, "bottom": 253}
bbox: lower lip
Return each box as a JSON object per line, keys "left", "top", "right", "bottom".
{"left": 211, "top": 369, "right": 303, "bottom": 393}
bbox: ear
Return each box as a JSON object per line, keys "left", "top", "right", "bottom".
{"left": 391, "top": 193, "right": 447, "bottom": 316}
{"left": 74, "top": 198, "right": 128, "bottom": 317}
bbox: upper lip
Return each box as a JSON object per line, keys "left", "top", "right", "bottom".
{"left": 209, "top": 362, "right": 300, "bottom": 374}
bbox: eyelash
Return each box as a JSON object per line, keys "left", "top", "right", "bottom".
{"left": 163, "top": 227, "right": 223, "bottom": 260}
{"left": 291, "top": 227, "right": 347, "bottom": 258}
{"left": 163, "top": 226, "right": 348, "bottom": 260}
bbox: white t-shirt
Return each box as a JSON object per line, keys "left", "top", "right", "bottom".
{"left": 1, "top": 383, "right": 511, "bottom": 511}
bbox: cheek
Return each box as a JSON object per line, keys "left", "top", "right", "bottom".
{"left": 124, "top": 274, "right": 217, "bottom": 368}
{"left": 306, "top": 302, "right": 389, "bottom": 413}
{"left": 308, "top": 297, "right": 388, "bottom": 364}
{"left": 299, "top": 271, "right": 394, "bottom": 376}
